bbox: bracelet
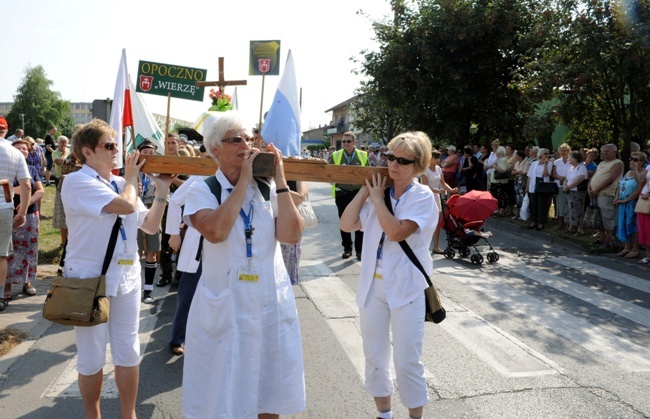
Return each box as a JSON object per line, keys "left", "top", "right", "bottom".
{"left": 154, "top": 196, "right": 167, "bottom": 204}
{"left": 276, "top": 188, "right": 290, "bottom": 194}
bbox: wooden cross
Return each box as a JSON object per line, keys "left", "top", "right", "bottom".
{"left": 195, "top": 57, "right": 247, "bottom": 89}
{"left": 140, "top": 155, "right": 392, "bottom": 185}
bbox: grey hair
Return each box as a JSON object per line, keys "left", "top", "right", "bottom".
{"left": 537, "top": 148, "right": 549, "bottom": 159}
{"left": 204, "top": 112, "right": 247, "bottom": 162}
{"left": 496, "top": 146, "right": 506, "bottom": 157}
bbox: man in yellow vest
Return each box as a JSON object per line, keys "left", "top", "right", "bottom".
{"left": 329, "top": 131, "right": 368, "bottom": 260}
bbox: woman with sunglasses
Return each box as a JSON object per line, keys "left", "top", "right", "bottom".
{"left": 341, "top": 132, "right": 436, "bottom": 419}
{"left": 61, "top": 119, "right": 172, "bottom": 419}
{"left": 421, "top": 149, "right": 457, "bottom": 254}
{"left": 181, "top": 112, "right": 305, "bottom": 418}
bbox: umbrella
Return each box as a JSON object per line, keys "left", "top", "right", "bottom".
{"left": 451, "top": 190, "right": 498, "bottom": 222}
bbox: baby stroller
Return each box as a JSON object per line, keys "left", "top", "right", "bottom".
{"left": 441, "top": 191, "right": 499, "bottom": 265}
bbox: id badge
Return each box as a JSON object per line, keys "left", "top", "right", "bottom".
{"left": 238, "top": 266, "right": 260, "bottom": 282}
{"left": 117, "top": 252, "right": 135, "bottom": 266}
{"left": 373, "top": 267, "right": 383, "bottom": 280}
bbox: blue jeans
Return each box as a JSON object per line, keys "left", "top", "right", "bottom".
{"left": 169, "top": 263, "right": 202, "bottom": 348}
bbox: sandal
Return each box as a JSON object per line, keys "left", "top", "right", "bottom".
{"left": 616, "top": 249, "right": 631, "bottom": 257}
{"left": 23, "top": 284, "right": 36, "bottom": 296}
{"left": 624, "top": 251, "right": 639, "bottom": 259}
{"left": 170, "top": 346, "right": 184, "bottom": 356}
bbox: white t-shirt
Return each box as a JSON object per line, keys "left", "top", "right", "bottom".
{"left": 553, "top": 157, "right": 572, "bottom": 185}
{"left": 0, "top": 141, "right": 31, "bottom": 210}
{"left": 62, "top": 165, "right": 148, "bottom": 297}
{"left": 357, "top": 183, "right": 437, "bottom": 309}
{"left": 565, "top": 164, "right": 588, "bottom": 191}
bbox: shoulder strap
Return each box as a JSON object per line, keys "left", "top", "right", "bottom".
{"left": 204, "top": 175, "right": 222, "bottom": 204}
{"left": 383, "top": 188, "right": 433, "bottom": 287}
{"left": 102, "top": 217, "right": 122, "bottom": 276}
{"left": 196, "top": 175, "right": 270, "bottom": 261}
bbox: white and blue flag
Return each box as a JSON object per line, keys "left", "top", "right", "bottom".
{"left": 261, "top": 50, "right": 301, "bottom": 157}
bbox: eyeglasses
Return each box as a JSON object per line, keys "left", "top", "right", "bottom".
{"left": 386, "top": 154, "right": 415, "bottom": 165}
{"left": 630, "top": 158, "right": 639, "bottom": 162}
{"left": 222, "top": 136, "right": 250, "bottom": 144}
{"left": 97, "top": 142, "right": 118, "bottom": 151}
{"left": 342, "top": 140, "right": 354, "bottom": 144}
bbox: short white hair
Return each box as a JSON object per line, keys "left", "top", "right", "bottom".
{"left": 204, "top": 112, "right": 247, "bottom": 161}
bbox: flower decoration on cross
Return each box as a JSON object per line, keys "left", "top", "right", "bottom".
{"left": 208, "top": 87, "right": 233, "bottom": 112}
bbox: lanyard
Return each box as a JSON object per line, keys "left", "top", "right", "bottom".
{"left": 377, "top": 183, "right": 414, "bottom": 260}
{"left": 344, "top": 151, "right": 355, "bottom": 165}
{"left": 141, "top": 173, "right": 150, "bottom": 198}
{"left": 227, "top": 188, "right": 255, "bottom": 259}
{"left": 109, "top": 180, "right": 128, "bottom": 250}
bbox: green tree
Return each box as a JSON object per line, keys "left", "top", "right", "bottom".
{"left": 354, "top": 0, "right": 541, "bottom": 146}
{"left": 7, "top": 65, "right": 73, "bottom": 139}
{"left": 517, "top": 0, "right": 650, "bottom": 155}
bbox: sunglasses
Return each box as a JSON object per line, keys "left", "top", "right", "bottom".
{"left": 386, "top": 154, "right": 415, "bottom": 165}
{"left": 630, "top": 158, "right": 639, "bottom": 162}
{"left": 97, "top": 142, "right": 118, "bottom": 151}
{"left": 342, "top": 140, "right": 354, "bottom": 144}
{"left": 222, "top": 136, "right": 250, "bottom": 144}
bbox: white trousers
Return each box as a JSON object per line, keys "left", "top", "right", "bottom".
{"left": 74, "top": 287, "right": 141, "bottom": 375}
{"left": 359, "top": 277, "right": 428, "bottom": 409}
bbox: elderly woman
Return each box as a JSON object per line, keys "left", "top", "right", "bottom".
{"left": 491, "top": 146, "right": 510, "bottom": 216}
{"left": 61, "top": 119, "right": 171, "bottom": 418}
{"left": 3, "top": 139, "right": 44, "bottom": 299}
{"left": 562, "top": 151, "right": 588, "bottom": 234}
{"left": 552, "top": 143, "right": 572, "bottom": 230}
{"left": 526, "top": 148, "right": 554, "bottom": 230}
{"left": 181, "top": 112, "right": 306, "bottom": 418}
{"left": 510, "top": 150, "right": 529, "bottom": 219}
{"left": 614, "top": 152, "right": 647, "bottom": 258}
{"left": 341, "top": 132, "right": 436, "bottom": 419}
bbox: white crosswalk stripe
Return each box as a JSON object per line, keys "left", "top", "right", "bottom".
{"left": 301, "top": 250, "right": 650, "bottom": 387}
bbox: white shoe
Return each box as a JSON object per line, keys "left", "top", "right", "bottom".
{"left": 143, "top": 293, "right": 155, "bottom": 304}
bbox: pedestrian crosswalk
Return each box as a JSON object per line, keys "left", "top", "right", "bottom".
{"left": 300, "top": 249, "right": 650, "bottom": 390}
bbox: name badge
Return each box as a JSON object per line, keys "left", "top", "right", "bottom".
{"left": 373, "top": 267, "right": 383, "bottom": 280}
{"left": 117, "top": 252, "right": 135, "bottom": 266}
{"left": 238, "top": 266, "right": 260, "bottom": 282}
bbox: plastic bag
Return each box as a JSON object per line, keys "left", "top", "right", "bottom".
{"left": 520, "top": 194, "right": 530, "bottom": 221}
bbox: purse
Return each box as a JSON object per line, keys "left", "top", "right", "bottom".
{"left": 384, "top": 189, "right": 446, "bottom": 323}
{"left": 297, "top": 198, "right": 318, "bottom": 228}
{"left": 635, "top": 197, "right": 650, "bottom": 215}
{"left": 43, "top": 218, "right": 120, "bottom": 326}
{"left": 535, "top": 180, "right": 559, "bottom": 195}
{"left": 583, "top": 198, "right": 602, "bottom": 229}
{"left": 493, "top": 169, "right": 510, "bottom": 180}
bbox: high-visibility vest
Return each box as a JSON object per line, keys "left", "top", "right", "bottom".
{"left": 331, "top": 149, "right": 369, "bottom": 196}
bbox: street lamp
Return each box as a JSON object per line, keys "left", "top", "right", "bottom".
{"left": 19, "top": 114, "right": 24, "bottom": 130}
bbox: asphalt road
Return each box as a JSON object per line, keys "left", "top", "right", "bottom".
{"left": 0, "top": 181, "right": 648, "bottom": 418}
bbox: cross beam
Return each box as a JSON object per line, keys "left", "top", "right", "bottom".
{"left": 139, "top": 155, "right": 392, "bottom": 185}
{"left": 195, "top": 57, "right": 247, "bottom": 88}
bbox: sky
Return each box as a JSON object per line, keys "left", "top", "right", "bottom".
{"left": 2, "top": 0, "right": 394, "bottom": 132}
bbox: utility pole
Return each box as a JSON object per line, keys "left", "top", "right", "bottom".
{"left": 19, "top": 114, "right": 24, "bottom": 130}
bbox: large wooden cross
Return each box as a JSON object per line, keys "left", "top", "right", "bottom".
{"left": 195, "top": 57, "right": 247, "bottom": 89}
{"left": 140, "top": 155, "right": 391, "bottom": 185}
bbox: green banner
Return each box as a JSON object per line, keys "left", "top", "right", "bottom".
{"left": 136, "top": 60, "right": 207, "bottom": 102}
{"left": 249, "top": 40, "right": 281, "bottom": 76}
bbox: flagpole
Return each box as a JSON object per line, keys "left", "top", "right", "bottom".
{"left": 257, "top": 72, "right": 266, "bottom": 149}
{"left": 165, "top": 92, "right": 171, "bottom": 141}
